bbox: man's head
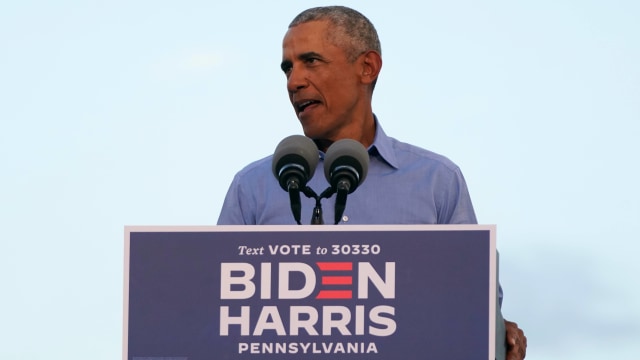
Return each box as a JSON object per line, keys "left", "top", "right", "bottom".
{"left": 288, "top": 6, "right": 381, "bottom": 63}
{"left": 281, "top": 6, "right": 382, "bottom": 149}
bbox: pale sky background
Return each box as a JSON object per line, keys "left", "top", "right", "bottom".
{"left": 1, "top": 1, "right": 639, "bottom": 359}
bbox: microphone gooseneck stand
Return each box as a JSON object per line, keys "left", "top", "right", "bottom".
{"left": 300, "top": 186, "right": 338, "bottom": 225}
{"left": 285, "top": 177, "right": 303, "bottom": 225}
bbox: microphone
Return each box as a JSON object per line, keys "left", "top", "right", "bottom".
{"left": 272, "top": 135, "right": 319, "bottom": 224}
{"left": 324, "top": 139, "right": 369, "bottom": 224}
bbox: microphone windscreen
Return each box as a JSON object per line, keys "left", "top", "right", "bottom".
{"left": 272, "top": 135, "right": 319, "bottom": 186}
{"left": 324, "top": 139, "right": 369, "bottom": 187}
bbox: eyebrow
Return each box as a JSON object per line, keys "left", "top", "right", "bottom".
{"left": 299, "top": 51, "right": 324, "bottom": 61}
{"left": 280, "top": 52, "right": 326, "bottom": 72}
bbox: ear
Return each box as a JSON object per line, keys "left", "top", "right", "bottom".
{"left": 360, "top": 50, "right": 382, "bottom": 86}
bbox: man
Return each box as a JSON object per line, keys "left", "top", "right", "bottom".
{"left": 218, "top": 6, "right": 526, "bottom": 359}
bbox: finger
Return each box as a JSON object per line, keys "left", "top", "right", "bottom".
{"left": 506, "top": 344, "right": 523, "bottom": 360}
{"left": 505, "top": 321, "right": 519, "bottom": 345}
{"left": 520, "top": 334, "right": 527, "bottom": 358}
{"left": 506, "top": 334, "right": 527, "bottom": 359}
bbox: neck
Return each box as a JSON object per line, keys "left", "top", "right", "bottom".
{"left": 313, "top": 114, "right": 376, "bottom": 152}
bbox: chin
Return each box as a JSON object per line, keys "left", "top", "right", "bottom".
{"left": 299, "top": 119, "right": 330, "bottom": 141}
{"left": 299, "top": 124, "right": 319, "bottom": 139}
{"left": 301, "top": 130, "right": 319, "bottom": 140}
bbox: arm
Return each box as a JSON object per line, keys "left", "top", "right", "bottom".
{"left": 217, "top": 174, "right": 250, "bottom": 225}
{"left": 439, "top": 167, "right": 478, "bottom": 224}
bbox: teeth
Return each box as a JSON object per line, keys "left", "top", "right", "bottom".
{"left": 298, "top": 100, "right": 315, "bottom": 111}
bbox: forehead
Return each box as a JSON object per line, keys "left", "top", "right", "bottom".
{"left": 282, "top": 20, "right": 340, "bottom": 57}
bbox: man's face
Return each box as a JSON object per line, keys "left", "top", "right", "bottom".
{"left": 281, "top": 20, "right": 365, "bottom": 142}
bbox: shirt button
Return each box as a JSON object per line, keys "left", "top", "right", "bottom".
{"left": 342, "top": 215, "right": 349, "bottom": 222}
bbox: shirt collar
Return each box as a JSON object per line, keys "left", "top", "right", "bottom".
{"left": 316, "top": 115, "right": 399, "bottom": 170}
{"left": 369, "top": 115, "right": 399, "bottom": 169}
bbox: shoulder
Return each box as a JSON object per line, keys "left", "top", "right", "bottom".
{"left": 387, "top": 136, "right": 462, "bottom": 174}
{"left": 233, "top": 155, "right": 273, "bottom": 179}
{"left": 225, "top": 154, "right": 279, "bottom": 193}
{"left": 373, "top": 120, "right": 462, "bottom": 174}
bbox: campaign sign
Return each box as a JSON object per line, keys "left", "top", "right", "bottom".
{"left": 123, "top": 225, "right": 496, "bottom": 360}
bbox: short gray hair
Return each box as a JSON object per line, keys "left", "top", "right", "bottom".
{"left": 289, "top": 6, "right": 381, "bottom": 62}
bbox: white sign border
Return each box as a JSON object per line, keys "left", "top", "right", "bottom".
{"left": 123, "top": 224, "right": 497, "bottom": 360}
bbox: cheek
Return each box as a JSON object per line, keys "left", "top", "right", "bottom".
{"left": 330, "top": 79, "right": 359, "bottom": 106}
{"left": 322, "top": 74, "right": 357, "bottom": 98}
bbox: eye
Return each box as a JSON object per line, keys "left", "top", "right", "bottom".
{"left": 280, "top": 61, "right": 293, "bottom": 74}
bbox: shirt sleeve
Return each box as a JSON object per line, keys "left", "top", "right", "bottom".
{"left": 216, "top": 173, "right": 250, "bottom": 225}
{"left": 439, "top": 167, "right": 478, "bottom": 224}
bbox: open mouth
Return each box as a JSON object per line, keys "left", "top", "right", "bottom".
{"left": 296, "top": 100, "right": 321, "bottom": 113}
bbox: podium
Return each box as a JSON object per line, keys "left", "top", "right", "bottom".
{"left": 123, "top": 225, "right": 501, "bottom": 360}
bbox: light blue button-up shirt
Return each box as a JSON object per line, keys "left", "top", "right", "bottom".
{"left": 217, "top": 119, "right": 507, "bottom": 359}
{"left": 218, "top": 119, "right": 477, "bottom": 226}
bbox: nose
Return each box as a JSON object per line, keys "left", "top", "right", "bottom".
{"left": 286, "top": 66, "right": 308, "bottom": 93}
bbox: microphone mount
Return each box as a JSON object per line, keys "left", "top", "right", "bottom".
{"left": 300, "top": 186, "right": 335, "bottom": 225}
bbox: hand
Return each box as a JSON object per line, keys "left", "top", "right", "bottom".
{"left": 505, "top": 319, "right": 527, "bottom": 359}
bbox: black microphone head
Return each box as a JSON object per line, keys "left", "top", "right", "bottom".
{"left": 272, "top": 135, "right": 319, "bottom": 191}
{"left": 324, "top": 139, "right": 369, "bottom": 193}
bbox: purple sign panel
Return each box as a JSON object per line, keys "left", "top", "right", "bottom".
{"left": 124, "top": 225, "right": 496, "bottom": 360}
